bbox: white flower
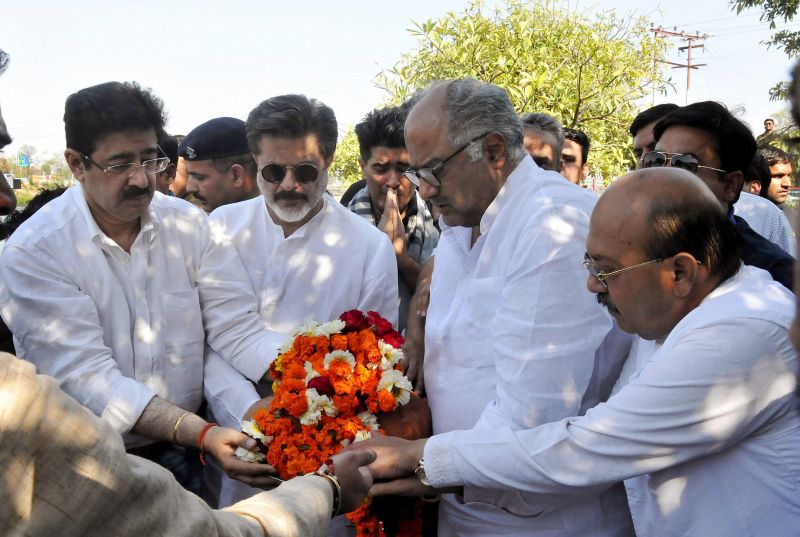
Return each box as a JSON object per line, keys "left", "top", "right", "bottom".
{"left": 277, "top": 334, "right": 297, "bottom": 355}
{"left": 378, "top": 339, "right": 404, "bottom": 370}
{"left": 304, "top": 361, "right": 320, "bottom": 384}
{"left": 297, "top": 319, "right": 346, "bottom": 338}
{"left": 353, "top": 429, "right": 373, "bottom": 443}
{"left": 240, "top": 419, "right": 272, "bottom": 444}
{"left": 234, "top": 446, "right": 266, "bottom": 463}
{"left": 378, "top": 369, "right": 413, "bottom": 406}
{"left": 357, "top": 411, "right": 380, "bottom": 431}
{"left": 299, "top": 388, "right": 337, "bottom": 425}
{"left": 324, "top": 350, "right": 356, "bottom": 371}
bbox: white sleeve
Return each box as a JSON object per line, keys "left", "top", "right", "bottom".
{"left": 203, "top": 348, "right": 261, "bottom": 429}
{"left": 0, "top": 243, "right": 155, "bottom": 434}
{"left": 424, "top": 319, "right": 796, "bottom": 515}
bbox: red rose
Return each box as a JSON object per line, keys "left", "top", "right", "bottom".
{"left": 307, "top": 375, "right": 335, "bottom": 397}
{"left": 367, "top": 311, "right": 394, "bottom": 336}
{"left": 382, "top": 330, "right": 404, "bottom": 348}
{"left": 340, "top": 309, "right": 368, "bottom": 332}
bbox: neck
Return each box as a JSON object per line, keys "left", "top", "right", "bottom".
{"left": 84, "top": 194, "right": 142, "bottom": 253}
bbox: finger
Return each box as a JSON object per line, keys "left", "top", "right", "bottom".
{"left": 406, "top": 354, "right": 417, "bottom": 382}
{"left": 370, "top": 477, "right": 433, "bottom": 497}
{"left": 222, "top": 458, "right": 279, "bottom": 476}
{"left": 346, "top": 449, "right": 377, "bottom": 468}
{"left": 416, "top": 365, "right": 426, "bottom": 396}
{"left": 417, "top": 289, "right": 430, "bottom": 316}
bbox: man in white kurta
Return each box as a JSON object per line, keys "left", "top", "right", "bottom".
{"left": 365, "top": 168, "right": 800, "bottom": 537}
{"left": 204, "top": 93, "right": 399, "bottom": 507}
{"left": 395, "top": 79, "right": 634, "bottom": 536}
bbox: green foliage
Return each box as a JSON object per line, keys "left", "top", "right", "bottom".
{"left": 375, "top": 0, "right": 669, "bottom": 180}
{"left": 330, "top": 127, "right": 363, "bottom": 185}
{"left": 731, "top": 0, "right": 800, "bottom": 100}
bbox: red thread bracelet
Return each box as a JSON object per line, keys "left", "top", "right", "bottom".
{"left": 198, "top": 423, "right": 218, "bottom": 466}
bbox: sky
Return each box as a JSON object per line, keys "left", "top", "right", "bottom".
{"left": 1, "top": 0, "right": 799, "bottom": 161}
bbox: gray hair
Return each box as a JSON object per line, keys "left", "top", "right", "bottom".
{"left": 520, "top": 112, "right": 564, "bottom": 154}
{"left": 421, "top": 78, "right": 525, "bottom": 164}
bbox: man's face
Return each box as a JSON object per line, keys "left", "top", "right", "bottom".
{"left": 654, "top": 126, "right": 733, "bottom": 209}
{"left": 71, "top": 129, "right": 157, "bottom": 225}
{"left": 154, "top": 163, "right": 176, "bottom": 196}
{"left": 632, "top": 120, "right": 657, "bottom": 168}
{"left": 560, "top": 139, "right": 586, "bottom": 185}
{"left": 0, "top": 105, "right": 17, "bottom": 214}
{"left": 523, "top": 128, "right": 559, "bottom": 171}
{"left": 361, "top": 146, "right": 413, "bottom": 214}
{"left": 185, "top": 159, "right": 239, "bottom": 212}
{"left": 585, "top": 206, "right": 672, "bottom": 340}
{"left": 767, "top": 161, "right": 793, "bottom": 205}
{"left": 405, "top": 104, "right": 498, "bottom": 228}
{"left": 254, "top": 134, "right": 328, "bottom": 224}
{"left": 765, "top": 119, "right": 774, "bottom": 132}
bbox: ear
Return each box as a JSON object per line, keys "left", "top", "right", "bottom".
{"left": 484, "top": 132, "right": 506, "bottom": 169}
{"left": 670, "top": 252, "right": 700, "bottom": 298}
{"left": 358, "top": 158, "right": 366, "bottom": 174}
{"left": 230, "top": 163, "right": 245, "bottom": 186}
{"left": 64, "top": 149, "right": 87, "bottom": 183}
{"left": 722, "top": 170, "right": 745, "bottom": 204}
{"left": 581, "top": 163, "right": 589, "bottom": 180}
{"left": 747, "top": 180, "right": 761, "bottom": 195}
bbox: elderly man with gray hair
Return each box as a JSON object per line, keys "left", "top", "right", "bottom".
{"left": 520, "top": 111, "right": 564, "bottom": 171}
{"left": 392, "top": 78, "right": 634, "bottom": 536}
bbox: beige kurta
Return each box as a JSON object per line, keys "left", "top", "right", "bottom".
{"left": 0, "top": 352, "right": 332, "bottom": 536}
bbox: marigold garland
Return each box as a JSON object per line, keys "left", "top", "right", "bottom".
{"left": 238, "top": 309, "right": 418, "bottom": 537}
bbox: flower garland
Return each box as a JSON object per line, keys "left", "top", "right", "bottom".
{"left": 238, "top": 309, "right": 418, "bottom": 537}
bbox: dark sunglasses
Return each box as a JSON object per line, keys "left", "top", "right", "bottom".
{"left": 403, "top": 132, "right": 490, "bottom": 188}
{"left": 640, "top": 151, "right": 726, "bottom": 175}
{"left": 259, "top": 162, "right": 320, "bottom": 184}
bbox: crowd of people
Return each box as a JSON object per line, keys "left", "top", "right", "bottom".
{"left": 1, "top": 43, "right": 800, "bottom": 537}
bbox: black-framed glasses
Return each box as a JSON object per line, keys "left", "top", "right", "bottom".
{"left": 641, "top": 151, "right": 727, "bottom": 175}
{"left": 81, "top": 146, "right": 170, "bottom": 179}
{"left": 583, "top": 253, "right": 664, "bottom": 288}
{"left": 403, "top": 132, "right": 490, "bottom": 188}
{"left": 259, "top": 162, "right": 319, "bottom": 184}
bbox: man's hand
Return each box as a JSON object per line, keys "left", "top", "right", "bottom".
{"left": 370, "top": 476, "right": 440, "bottom": 497}
{"left": 243, "top": 396, "right": 274, "bottom": 421}
{"left": 378, "top": 188, "right": 406, "bottom": 256}
{"left": 330, "top": 449, "right": 376, "bottom": 513}
{"left": 348, "top": 435, "right": 427, "bottom": 481}
{"left": 203, "top": 426, "right": 280, "bottom": 489}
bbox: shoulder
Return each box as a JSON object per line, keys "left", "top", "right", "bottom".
{"left": 5, "top": 185, "right": 82, "bottom": 248}
{"left": 326, "top": 195, "right": 388, "bottom": 243}
{"left": 151, "top": 191, "right": 207, "bottom": 224}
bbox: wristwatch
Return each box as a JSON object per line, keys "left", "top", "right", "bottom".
{"left": 414, "top": 457, "right": 430, "bottom": 486}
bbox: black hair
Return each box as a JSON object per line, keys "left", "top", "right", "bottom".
{"left": 757, "top": 144, "right": 792, "bottom": 167}
{"left": 354, "top": 106, "right": 407, "bottom": 161}
{"left": 745, "top": 152, "right": 773, "bottom": 198}
{"left": 563, "top": 128, "right": 590, "bottom": 165}
{"left": 158, "top": 132, "right": 179, "bottom": 164}
{"left": 212, "top": 153, "right": 257, "bottom": 178}
{"left": 629, "top": 104, "right": 680, "bottom": 137}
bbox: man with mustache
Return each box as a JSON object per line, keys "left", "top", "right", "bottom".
{"left": 360, "top": 167, "right": 800, "bottom": 537}
{"left": 202, "top": 94, "right": 399, "bottom": 509}
{"left": 0, "top": 81, "right": 284, "bottom": 493}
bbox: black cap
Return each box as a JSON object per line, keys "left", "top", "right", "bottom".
{"left": 179, "top": 117, "right": 249, "bottom": 161}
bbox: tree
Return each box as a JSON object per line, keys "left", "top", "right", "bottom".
{"left": 330, "top": 127, "right": 362, "bottom": 185}
{"left": 732, "top": 0, "right": 799, "bottom": 100}
{"left": 375, "top": 0, "right": 669, "bottom": 180}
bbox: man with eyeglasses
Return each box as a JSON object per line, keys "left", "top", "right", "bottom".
{"left": 201, "top": 94, "right": 399, "bottom": 509}
{"left": 641, "top": 100, "right": 794, "bottom": 290}
{"left": 179, "top": 117, "right": 259, "bottom": 213}
{"left": 367, "top": 78, "right": 634, "bottom": 536}
{"left": 0, "top": 81, "right": 285, "bottom": 494}
{"left": 346, "top": 105, "right": 438, "bottom": 332}
{"left": 359, "top": 167, "right": 800, "bottom": 537}
{"left": 628, "top": 103, "right": 679, "bottom": 168}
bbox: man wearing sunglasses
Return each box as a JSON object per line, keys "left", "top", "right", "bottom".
{"left": 381, "top": 78, "right": 634, "bottom": 536}
{"left": 179, "top": 117, "right": 259, "bottom": 213}
{"left": 0, "top": 81, "right": 285, "bottom": 494}
{"left": 347, "top": 105, "right": 439, "bottom": 332}
{"left": 202, "top": 94, "right": 399, "bottom": 508}
{"left": 643, "top": 100, "right": 794, "bottom": 290}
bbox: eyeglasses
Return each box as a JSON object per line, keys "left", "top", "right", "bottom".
{"left": 259, "top": 162, "right": 319, "bottom": 184}
{"left": 403, "top": 132, "right": 490, "bottom": 188}
{"left": 583, "top": 253, "right": 664, "bottom": 288}
{"left": 640, "top": 151, "right": 727, "bottom": 175}
{"left": 81, "top": 146, "right": 170, "bottom": 179}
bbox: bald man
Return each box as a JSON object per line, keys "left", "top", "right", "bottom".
{"left": 360, "top": 168, "right": 800, "bottom": 537}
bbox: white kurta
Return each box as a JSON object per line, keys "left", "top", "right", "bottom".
{"left": 0, "top": 185, "right": 274, "bottom": 447}
{"left": 203, "top": 194, "right": 399, "bottom": 506}
{"left": 423, "top": 156, "right": 633, "bottom": 536}
{"left": 425, "top": 265, "right": 800, "bottom": 537}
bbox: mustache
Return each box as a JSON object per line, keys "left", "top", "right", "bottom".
{"left": 596, "top": 292, "right": 620, "bottom": 315}
{"left": 274, "top": 191, "right": 308, "bottom": 202}
{"left": 121, "top": 185, "right": 152, "bottom": 200}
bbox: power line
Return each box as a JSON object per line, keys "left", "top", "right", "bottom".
{"left": 651, "top": 26, "right": 708, "bottom": 105}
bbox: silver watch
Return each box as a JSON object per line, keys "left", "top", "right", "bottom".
{"left": 415, "top": 457, "right": 430, "bottom": 486}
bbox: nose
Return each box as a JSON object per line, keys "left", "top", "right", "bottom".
{"left": 385, "top": 168, "right": 403, "bottom": 189}
{"left": 0, "top": 176, "right": 17, "bottom": 216}
{"left": 128, "top": 165, "right": 152, "bottom": 189}
{"left": 278, "top": 168, "right": 301, "bottom": 191}
{"left": 586, "top": 272, "right": 606, "bottom": 294}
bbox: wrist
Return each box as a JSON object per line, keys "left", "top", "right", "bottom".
{"left": 314, "top": 468, "right": 342, "bottom": 517}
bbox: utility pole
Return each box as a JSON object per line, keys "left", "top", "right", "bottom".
{"left": 651, "top": 26, "right": 708, "bottom": 105}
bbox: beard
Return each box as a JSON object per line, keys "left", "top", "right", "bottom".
{"left": 596, "top": 292, "right": 620, "bottom": 316}
{"left": 259, "top": 175, "right": 326, "bottom": 223}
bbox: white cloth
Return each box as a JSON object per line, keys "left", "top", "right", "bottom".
{"left": 423, "top": 156, "right": 633, "bottom": 536}
{"left": 734, "top": 191, "right": 796, "bottom": 255}
{"left": 0, "top": 185, "right": 276, "bottom": 447}
{"left": 425, "top": 265, "right": 800, "bottom": 537}
{"left": 203, "top": 194, "right": 399, "bottom": 506}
